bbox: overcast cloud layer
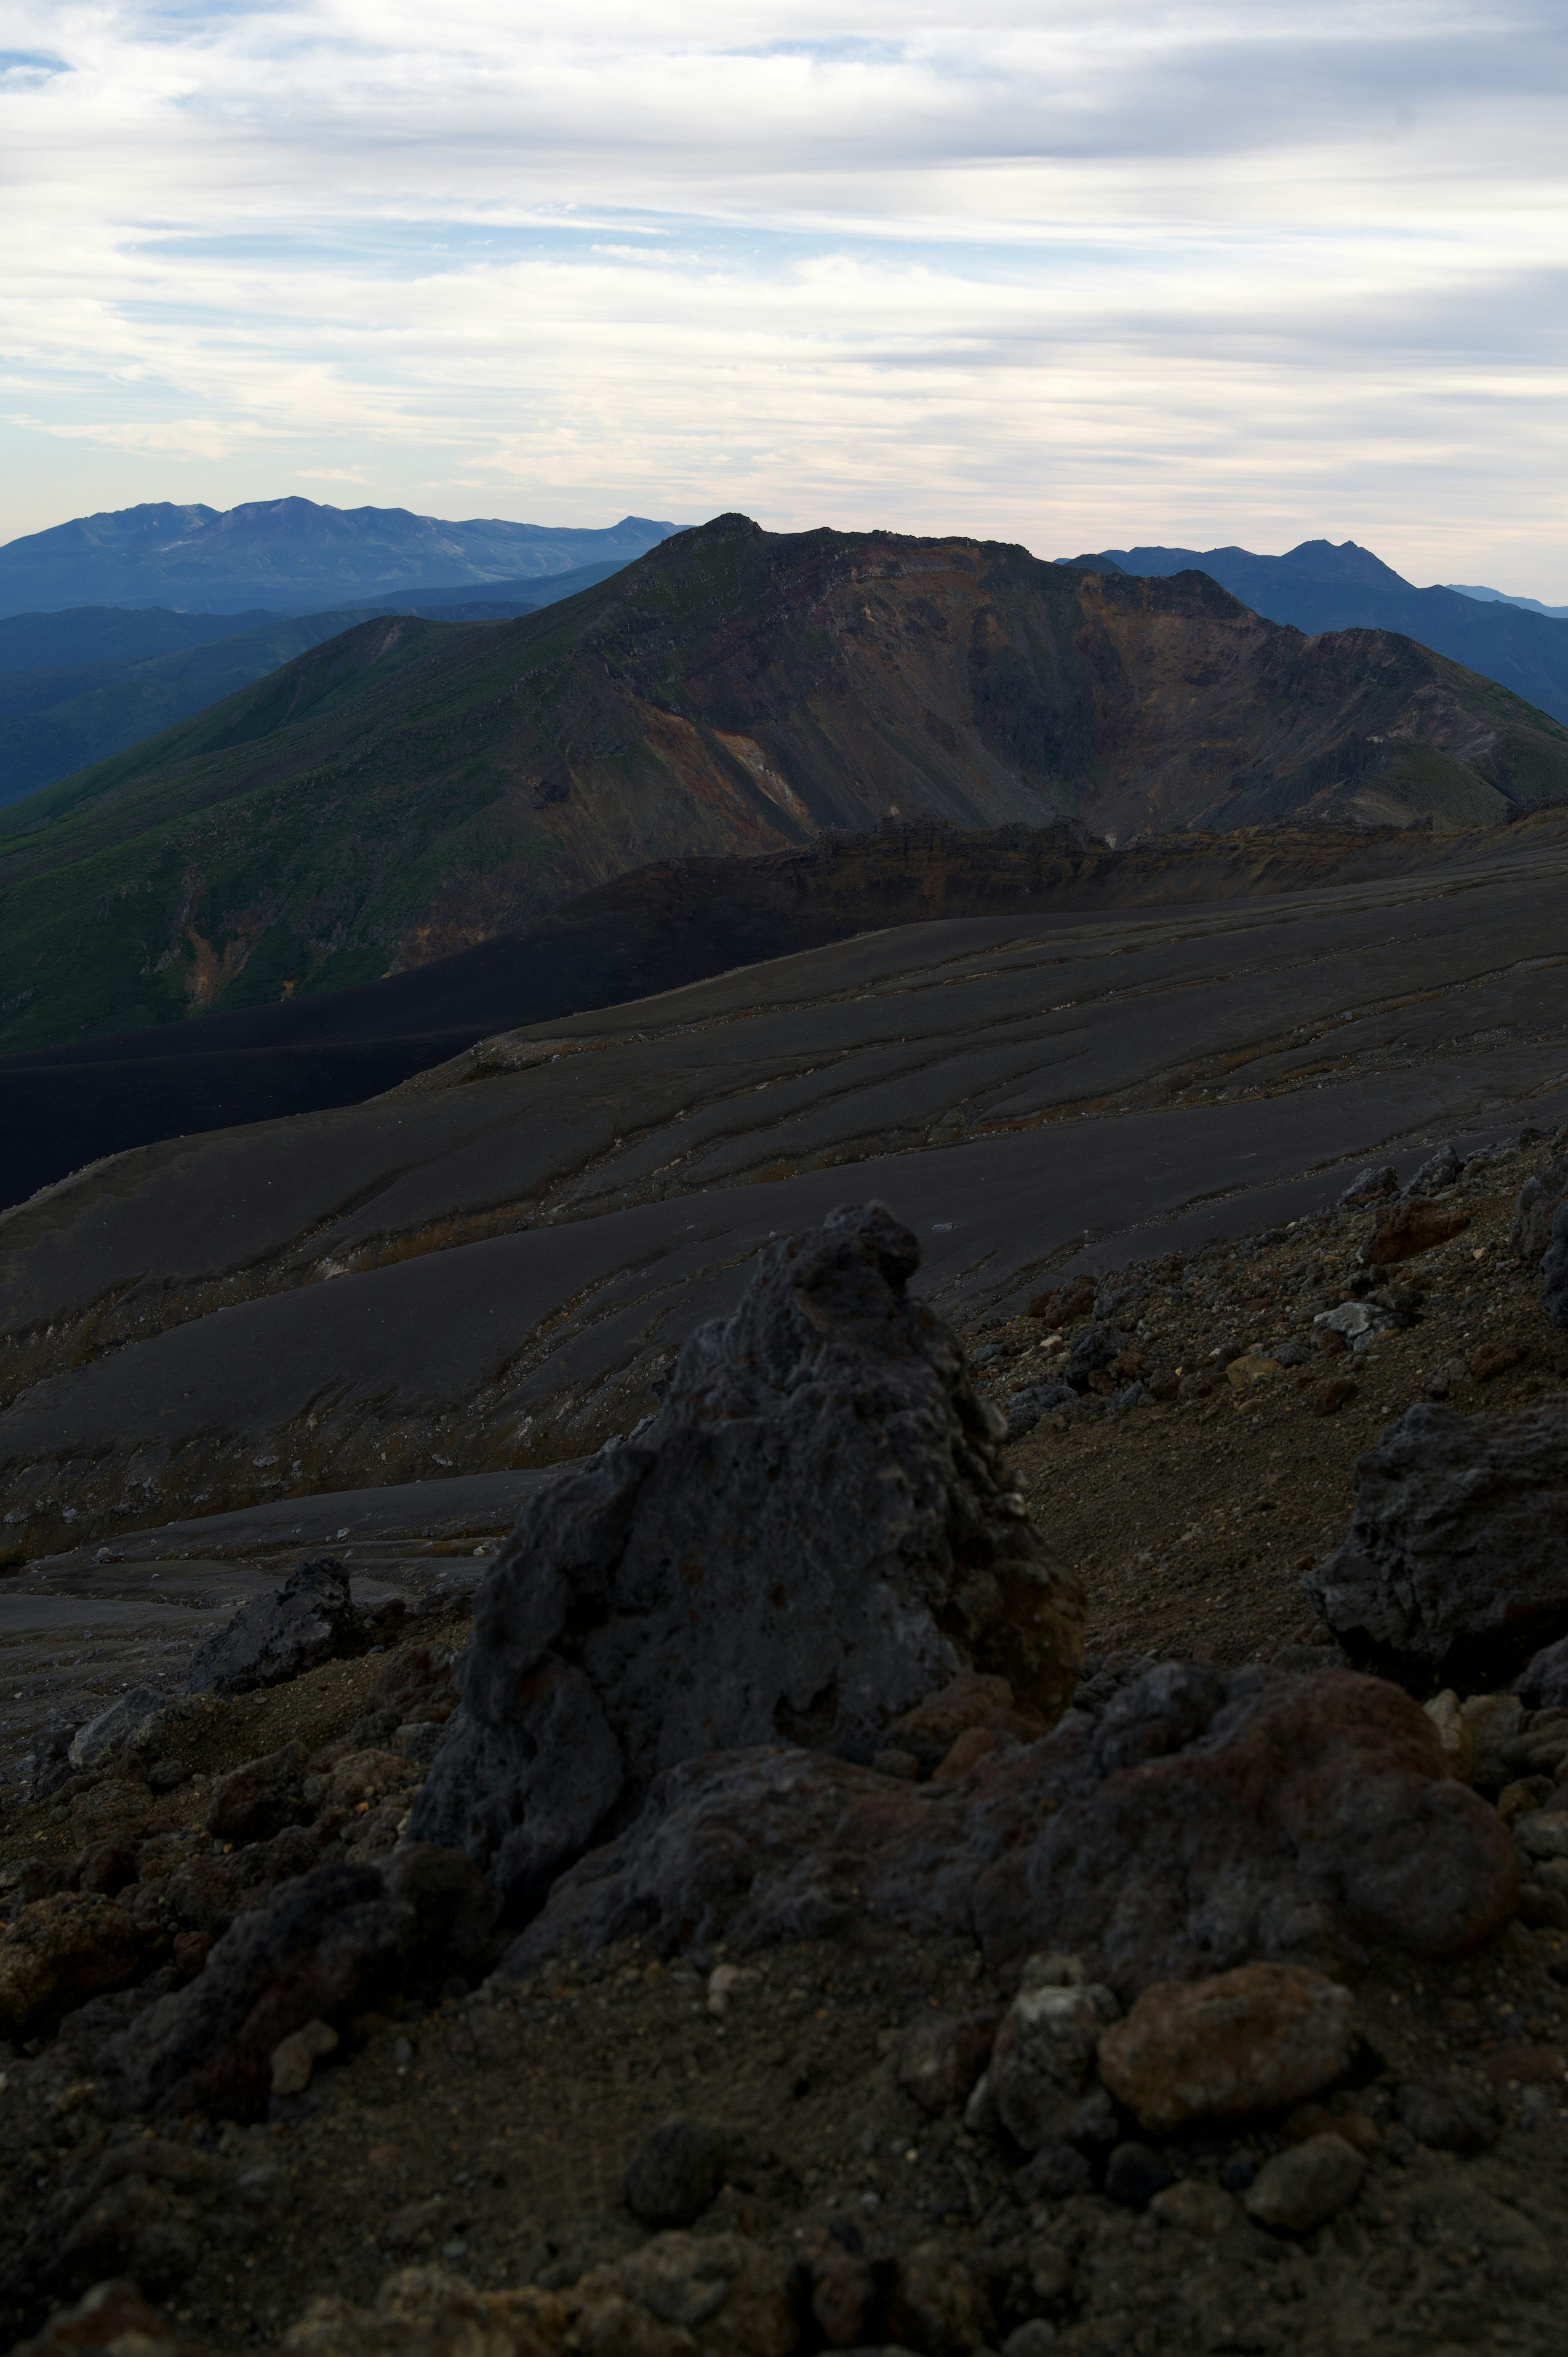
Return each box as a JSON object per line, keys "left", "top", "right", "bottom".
{"left": 1, "top": 2, "right": 1565, "bottom": 590}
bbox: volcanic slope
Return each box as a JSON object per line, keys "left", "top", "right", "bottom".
{"left": 0, "top": 815, "right": 1482, "bottom": 1206}
{"left": 3, "top": 513, "right": 1566, "bottom": 1059}
{"left": 4, "top": 807, "right": 1568, "bottom": 1560}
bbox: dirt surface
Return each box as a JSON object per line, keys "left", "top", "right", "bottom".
{"left": 3, "top": 1136, "right": 1568, "bottom": 2352}
{"left": 982, "top": 1132, "right": 1568, "bottom": 1680}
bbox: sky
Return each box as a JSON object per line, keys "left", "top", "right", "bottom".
{"left": 0, "top": 3, "right": 1565, "bottom": 593}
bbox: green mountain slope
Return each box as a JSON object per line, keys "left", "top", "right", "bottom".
{"left": 2, "top": 513, "right": 1566, "bottom": 1059}
{"left": 0, "top": 562, "right": 634, "bottom": 811}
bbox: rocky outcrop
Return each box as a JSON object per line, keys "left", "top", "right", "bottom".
{"left": 1511, "top": 1155, "right": 1568, "bottom": 1263}
{"left": 1544, "top": 1202, "right": 1568, "bottom": 1330}
{"left": 508, "top": 1662, "right": 1517, "bottom": 1990}
{"left": 185, "top": 1559, "right": 362, "bottom": 1697}
{"left": 410, "top": 1204, "right": 1085, "bottom": 1912}
{"left": 1304, "top": 1397, "right": 1568, "bottom": 1683}
{"left": 95, "top": 1847, "right": 498, "bottom": 2117}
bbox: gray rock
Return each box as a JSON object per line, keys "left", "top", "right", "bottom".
{"left": 508, "top": 1662, "right": 1518, "bottom": 1992}
{"left": 1063, "top": 1325, "right": 1125, "bottom": 1391}
{"left": 1403, "top": 1143, "right": 1463, "bottom": 1196}
{"left": 1002, "top": 2325, "right": 1059, "bottom": 2357}
{"left": 1396, "top": 2072, "right": 1498, "bottom": 2152}
{"left": 1544, "top": 1199, "right": 1568, "bottom": 1331}
{"left": 67, "top": 1686, "right": 165, "bottom": 1771}
{"left": 621, "top": 2118, "right": 729, "bottom": 2228}
{"left": 898, "top": 2011, "right": 998, "bottom": 2114}
{"left": 1518, "top": 1633, "right": 1568, "bottom": 1710}
{"left": 1270, "top": 1340, "right": 1311, "bottom": 1368}
{"left": 1340, "top": 1166, "right": 1399, "bottom": 1206}
{"left": 981, "top": 1976, "right": 1120, "bottom": 2152}
{"left": 1303, "top": 1397, "right": 1568, "bottom": 1683}
{"left": 185, "top": 1557, "right": 361, "bottom": 1697}
{"left": 1243, "top": 2132, "right": 1365, "bottom": 2232}
{"left": 410, "top": 1204, "right": 1085, "bottom": 1913}
{"left": 1004, "top": 1382, "right": 1076, "bottom": 1437}
{"left": 1510, "top": 1155, "right": 1568, "bottom": 1264}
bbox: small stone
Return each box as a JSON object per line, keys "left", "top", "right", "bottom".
{"left": 873, "top": 1748, "right": 921, "bottom": 1781}
{"left": 1148, "top": 2179, "right": 1240, "bottom": 2237}
{"left": 1422, "top": 1690, "right": 1475, "bottom": 1781}
{"left": 890, "top": 2240, "right": 993, "bottom": 2355}
{"left": 1002, "top": 2323, "right": 1059, "bottom": 2357}
{"left": 205, "top": 1741, "right": 311, "bottom": 1845}
{"left": 270, "top": 2016, "right": 339, "bottom": 2096}
{"left": 1226, "top": 1355, "right": 1278, "bottom": 1390}
{"left": 1470, "top": 1342, "right": 1525, "bottom": 1382}
{"left": 1013, "top": 2142, "right": 1094, "bottom": 2201}
{"left": 984, "top": 1976, "right": 1121, "bottom": 2152}
{"left": 705, "top": 1964, "right": 757, "bottom": 2019}
{"left": 1519, "top": 1634, "right": 1568, "bottom": 1711}
{"left": 932, "top": 1726, "right": 1000, "bottom": 1782}
{"left": 1243, "top": 2131, "right": 1366, "bottom": 2232}
{"left": 1514, "top": 1811, "right": 1568, "bottom": 1862}
{"left": 1395, "top": 2073, "right": 1498, "bottom": 2152}
{"left": 381, "top": 2194, "right": 449, "bottom": 2250}
{"left": 899, "top": 2011, "right": 998, "bottom": 2114}
{"left": 1097, "top": 1963, "right": 1356, "bottom": 2133}
{"left": 622, "top": 2116, "right": 729, "bottom": 2228}
{"left": 1104, "top": 2141, "right": 1175, "bottom": 2209}
{"left": 1461, "top": 1691, "right": 1526, "bottom": 1786}
{"left": 1314, "top": 1378, "right": 1357, "bottom": 1416}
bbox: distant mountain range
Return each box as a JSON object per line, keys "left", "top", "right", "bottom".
{"left": 2, "top": 513, "right": 1566, "bottom": 1060}
{"left": 0, "top": 562, "right": 632, "bottom": 808}
{"left": 1447, "top": 582, "right": 1568, "bottom": 619}
{"left": 1066, "top": 540, "right": 1568, "bottom": 723}
{"left": 0, "top": 498, "right": 679, "bottom": 617}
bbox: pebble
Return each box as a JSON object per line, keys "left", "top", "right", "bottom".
{"left": 1149, "top": 2179, "right": 1241, "bottom": 2237}
{"left": 1243, "top": 2131, "right": 1366, "bottom": 2232}
{"left": 621, "top": 2116, "right": 729, "bottom": 2228}
{"left": 270, "top": 2016, "right": 339, "bottom": 2097}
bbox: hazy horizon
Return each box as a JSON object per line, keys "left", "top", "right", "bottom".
{"left": 2, "top": 3, "right": 1565, "bottom": 599}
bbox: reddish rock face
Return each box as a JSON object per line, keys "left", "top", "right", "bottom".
{"left": 511, "top": 1662, "right": 1518, "bottom": 1995}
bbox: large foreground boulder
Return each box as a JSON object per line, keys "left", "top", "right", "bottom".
{"left": 507, "top": 1662, "right": 1517, "bottom": 1993}
{"left": 1303, "top": 1397, "right": 1568, "bottom": 1684}
{"left": 410, "top": 1204, "right": 1085, "bottom": 1912}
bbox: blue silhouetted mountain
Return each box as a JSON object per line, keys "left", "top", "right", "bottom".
{"left": 1446, "top": 583, "right": 1568, "bottom": 619}
{"left": 1064, "top": 540, "right": 1568, "bottom": 724}
{"left": 0, "top": 497, "right": 680, "bottom": 618}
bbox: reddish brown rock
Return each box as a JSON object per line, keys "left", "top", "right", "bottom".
{"left": 1097, "top": 1963, "right": 1356, "bottom": 2132}
{"left": 513, "top": 1663, "right": 1518, "bottom": 1993}
{"left": 1360, "top": 1200, "right": 1470, "bottom": 1267}
{"left": 0, "top": 1892, "right": 140, "bottom": 2038}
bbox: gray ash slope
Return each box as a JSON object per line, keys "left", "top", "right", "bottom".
{"left": 5, "top": 809, "right": 1568, "bottom": 1561}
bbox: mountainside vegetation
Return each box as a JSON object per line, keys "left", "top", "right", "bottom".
{"left": 0, "top": 562, "right": 634, "bottom": 810}
{"left": 2, "top": 512, "right": 1567, "bottom": 1058}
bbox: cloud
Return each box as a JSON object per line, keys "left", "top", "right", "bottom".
{"left": 0, "top": 2, "right": 1564, "bottom": 589}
